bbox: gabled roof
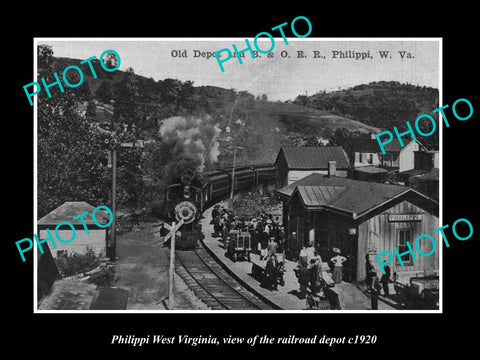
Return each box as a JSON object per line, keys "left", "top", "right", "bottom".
{"left": 342, "top": 137, "right": 416, "bottom": 153}
{"left": 382, "top": 139, "right": 412, "bottom": 152}
{"left": 38, "top": 201, "right": 111, "bottom": 226}
{"left": 287, "top": 175, "right": 438, "bottom": 219}
{"left": 342, "top": 138, "right": 380, "bottom": 153}
{"left": 275, "top": 173, "right": 326, "bottom": 198}
{"left": 296, "top": 186, "right": 346, "bottom": 207}
{"left": 383, "top": 138, "right": 429, "bottom": 153}
{"left": 275, "top": 146, "right": 349, "bottom": 170}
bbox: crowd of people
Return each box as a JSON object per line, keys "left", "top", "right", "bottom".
{"left": 211, "top": 204, "right": 286, "bottom": 259}
{"left": 211, "top": 209, "right": 395, "bottom": 309}
{"left": 211, "top": 204, "right": 348, "bottom": 296}
{"left": 211, "top": 204, "right": 286, "bottom": 290}
{"left": 210, "top": 204, "right": 391, "bottom": 309}
{"left": 293, "top": 244, "right": 347, "bottom": 300}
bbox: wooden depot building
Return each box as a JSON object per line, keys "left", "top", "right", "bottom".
{"left": 275, "top": 146, "right": 350, "bottom": 186}
{"left": 275, "top": 168, "right": 439, "bottom": 284}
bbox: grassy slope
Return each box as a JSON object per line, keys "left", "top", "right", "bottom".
{"left": 212, "top": 99, "right": 380, "bottom": 166}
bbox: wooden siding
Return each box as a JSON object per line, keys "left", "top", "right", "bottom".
{"left": 399, "top": 141, "right": 419, "bottom": 172}
{"left": 287, "top": 170, "right": 347, "bottom": 185}
{"left": 354, "top": 152, "right": 381, "bottom": 168}
{"left": 288, "top": 170, "right": 328, "bottom": 184}
{"left": 357, "top": 200, "right": 439, "bottom": 283}
{"left": 39, "top": 229, "right": 108, "bottom": 258}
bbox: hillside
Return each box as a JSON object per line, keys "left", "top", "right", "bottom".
{"left": 206, "top": 97, "right": 380, "bottom": 166}
{"left": 46, "top": 57, "right": 381, "bottom": 167}
{"left": 294, "top": 81, "right": 440, "bottom": 149}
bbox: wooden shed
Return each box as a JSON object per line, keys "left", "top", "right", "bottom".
{"left": 37, "top": 201, "right": 111, "bottom": 259}
{"left": 281, "top": 175, "right": 439, "bottom": 284}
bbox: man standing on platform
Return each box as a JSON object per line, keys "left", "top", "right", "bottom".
{"left": 267, "top": 237, "right": 278, "bottom": 257}
{"left": 264, "top": 254, "right": 279, "bottom": 291}
{"left": 259, "top": 228, "right": 269, "bottom": 260}
{"left": 370, "top": 271, "right": 382, "bottom": 310}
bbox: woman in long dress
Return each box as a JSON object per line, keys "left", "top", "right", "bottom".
{"left": 330, "top": 249, "right": 347, "bottom": 284}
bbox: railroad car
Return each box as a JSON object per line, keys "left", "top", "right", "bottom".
{"left": 164, "top": 164, "right": 277, "bottom": 249}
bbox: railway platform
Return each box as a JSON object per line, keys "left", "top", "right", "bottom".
{"left": 199, "top": 206, "right": 395, "bottom": 311}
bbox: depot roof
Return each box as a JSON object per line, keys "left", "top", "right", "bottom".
{"left": 284, "top": 175, "right": 438, "bottom": 220}
{"left": 275, "top": 173, "right": 326, "bottom": 198}
{"left": 38, "top": 201, "right": 111, "bottom": 227}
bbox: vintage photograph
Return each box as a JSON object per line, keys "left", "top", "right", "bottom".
{"left": 34, "top": 38, "right": 441, "bottom": 312}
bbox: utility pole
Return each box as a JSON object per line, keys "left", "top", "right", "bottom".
{"left": 107, "top": 138, "right": 118, "bottom": 262}
{"left": 230, "top": 146, "right": 237, "bottom": 200}
{"left": 110, "top": 143, "right": 117, "bottom": 262}
{"left": 229, "top": 145, "right": 244, "bottom": 200}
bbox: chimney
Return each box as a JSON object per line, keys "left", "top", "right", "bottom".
{"left": 370, "top": 132, "right": 376, "bottom": 140}
{"left": 328, "top": 161, "right": 337, "bottom": 177}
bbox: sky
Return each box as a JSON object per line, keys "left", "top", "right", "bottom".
{"left": 37, "top": 38, "right": 441, "bottom": 102}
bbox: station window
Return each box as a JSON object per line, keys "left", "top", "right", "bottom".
{"left": 396, "top": 228, "right": 413, "bottom": 266}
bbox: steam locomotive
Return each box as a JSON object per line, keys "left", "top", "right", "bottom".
{"left": 165, "top": 164, "right": 276, "bottom": 249}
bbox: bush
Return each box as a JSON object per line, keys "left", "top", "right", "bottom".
{"left": 55, "top": 246, "right": 99, "bottom": 277}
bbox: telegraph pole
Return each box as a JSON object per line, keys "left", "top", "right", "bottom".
{"left": 110, "top": 143, "right": 117, "bottom": 262}
{"left": 230, "top": 146, "right": 237, "bottom": 200}
{"left": 107, "top": 138, "right": 118, "bottom": 262}
{"left": 229, "top": 145, "right": 244, "bottom": 200}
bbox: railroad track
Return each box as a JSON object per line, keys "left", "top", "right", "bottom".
{"left": 175, "top": 246, "right": 275, "bottom": 310}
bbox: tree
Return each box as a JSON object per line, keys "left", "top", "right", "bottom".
{"left": 112, "top": 69, "right": 140, "bottom": 126}
{"left": 281, "top": 133, "right": 322, "bottom": 147}
{"left": 328, "top": 127, "right": 350, "bottom": 146}
{"left": 178, "top": 80, "right": 195, "bottom": 111}
{"left": 95, "top": 81, "right": 113, "bottom": 103}
{"left": 141, "top": 141, "right": 176, "bottom": 216}
{"left": 294, "top": 94, "right": 308, "bottom": 106}
{"left": 37, "top": 46, "right": 111, "bottom": 217}
{"left": 38, "top": 44, "right": 54, "bottom": 69}
{"left": 85, "top": 100, "right": 97, "bottom": 119}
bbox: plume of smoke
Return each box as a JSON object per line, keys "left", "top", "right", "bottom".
{"left": 159, "top": 115, "right": 221, "bottom": 184}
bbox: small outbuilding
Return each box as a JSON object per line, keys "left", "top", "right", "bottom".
{"left": 37, "top": 201, "right": 111, "bottom": 259}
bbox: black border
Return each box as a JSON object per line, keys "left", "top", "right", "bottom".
{"left": 7, "top": 5, "right": 479, "bottom": 355}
